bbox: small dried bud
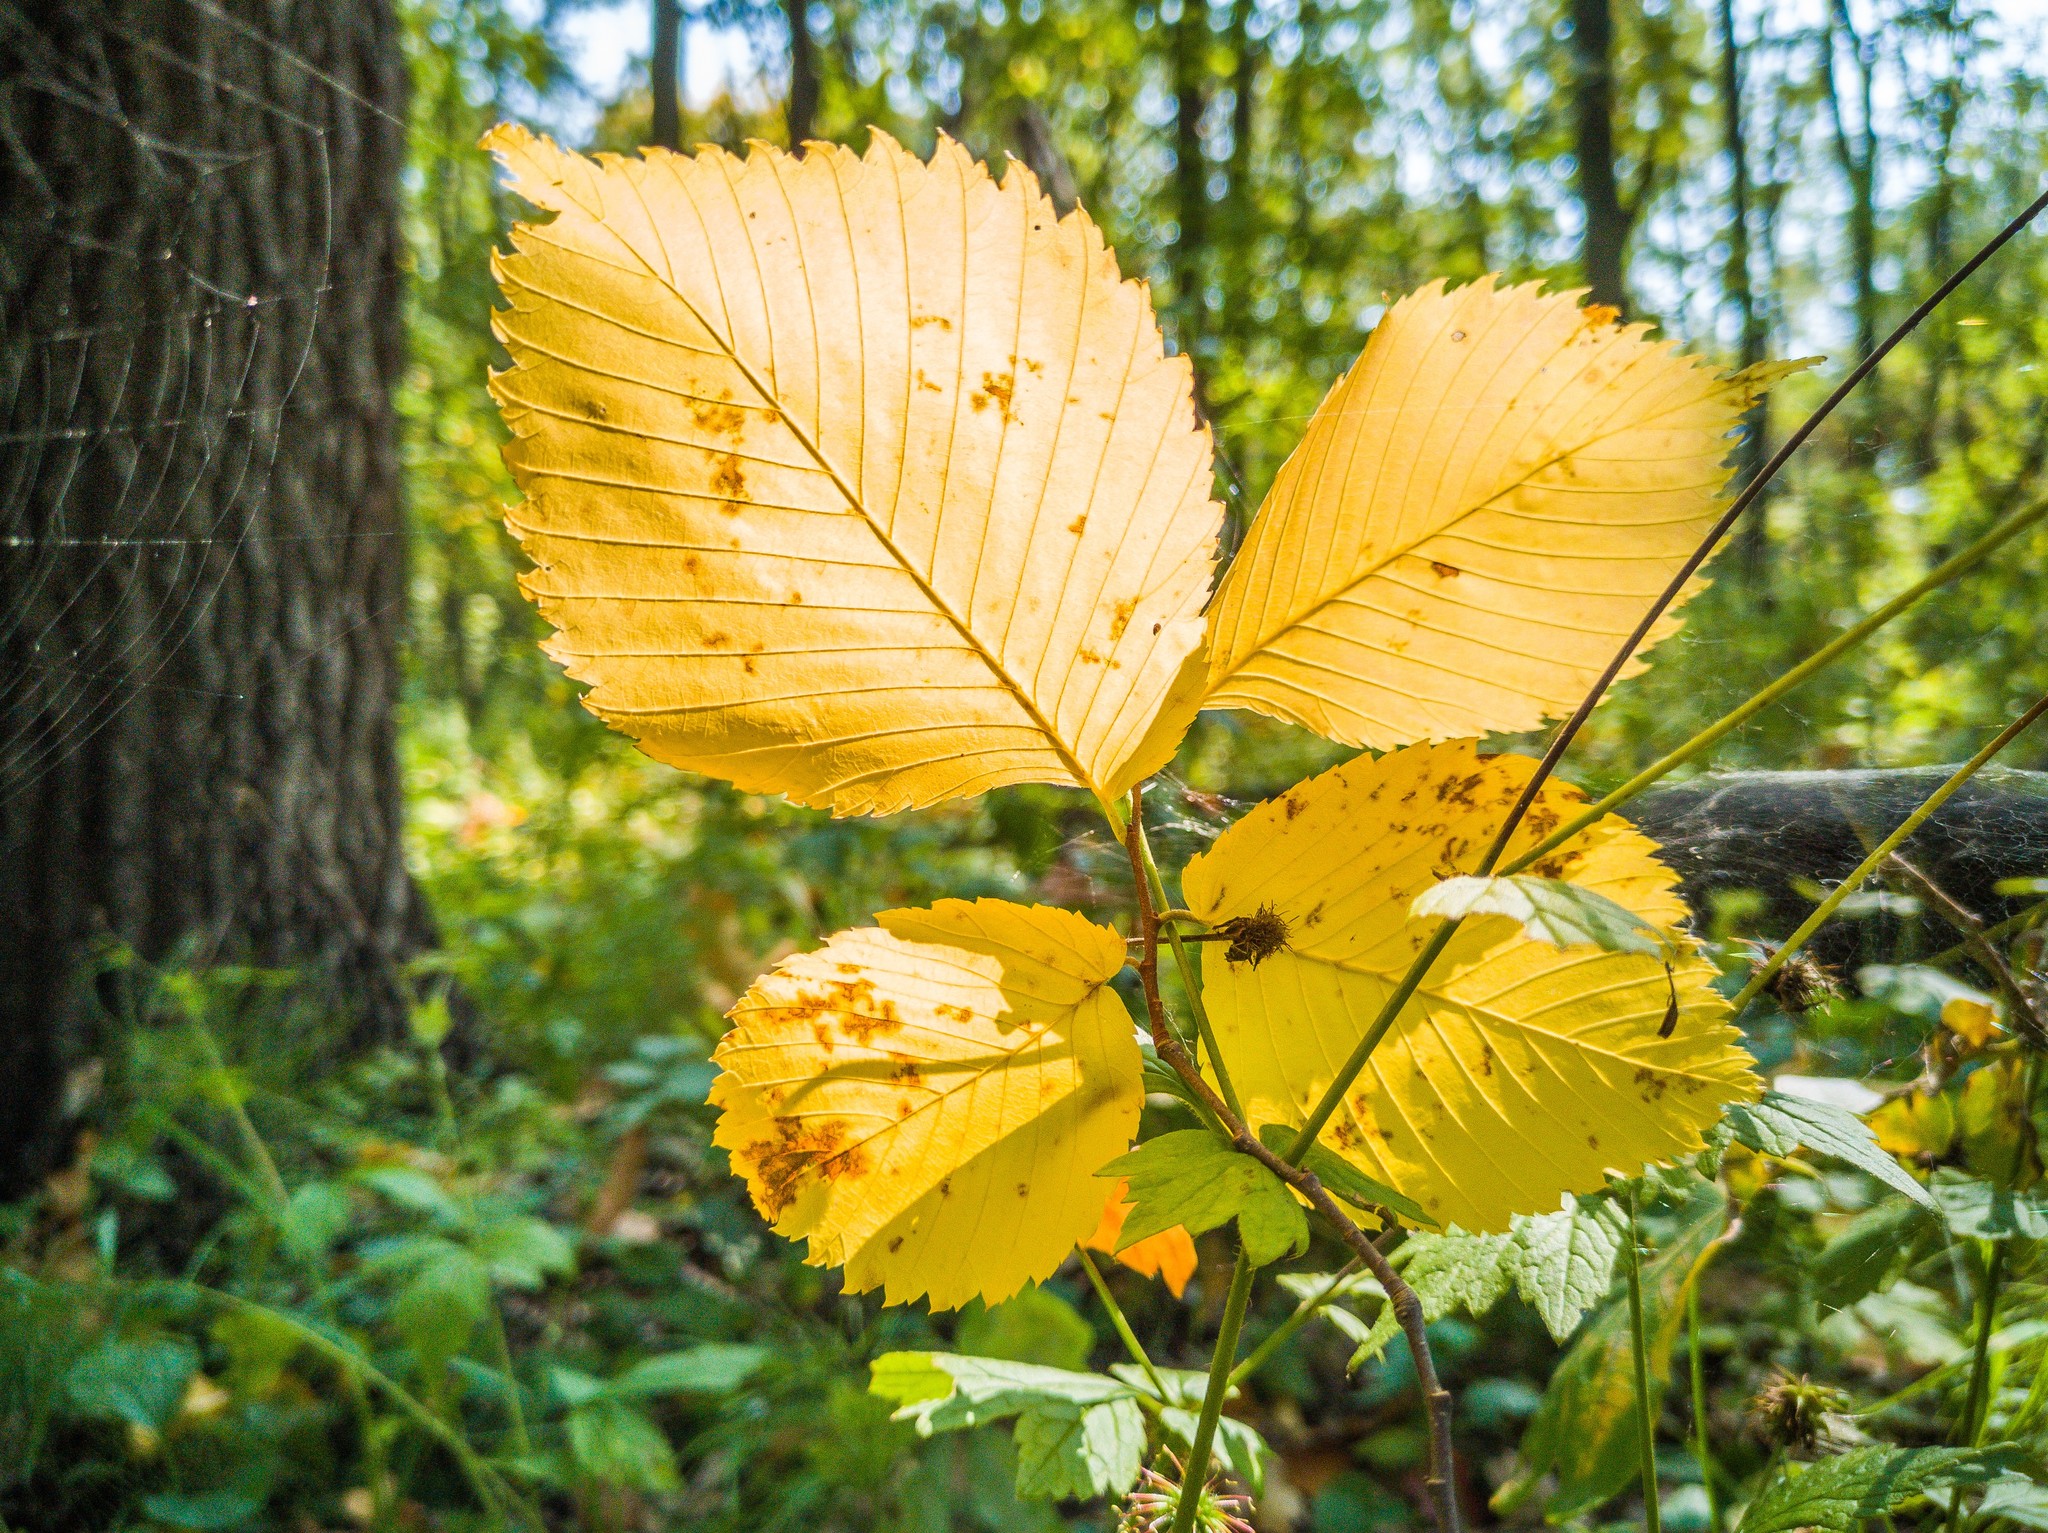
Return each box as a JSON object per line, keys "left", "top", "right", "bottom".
{"left": 1766, "top": 950, "right": 1839, "bottom": 1014}
{"left": 1215, "top": 903, "right": 1291, "bottom": 967}
{"left": 1750, "top": 1372, "right": 1849, "bottom": 1453}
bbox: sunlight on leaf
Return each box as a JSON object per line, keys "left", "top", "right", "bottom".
{"left": 710, "top": 899, "right": 1143, "bottom": 1309}
{"left": 1086, "top": 1181, "right": 1199, "bottom": 1297}
{"left": 1202, "top": 276, "right": 1812, "bottom": 749}
{"left": 1412, "top": 874, "right": 1677, "bottom": 958}
{"left": 1100, "top": 1129, "right": 1308, "bottom": 1268}
{"left": 1184, "top": 740, "right": 1757, "bottom": 1233}
{"left": 485, "top": 125, "right": 1220, "bottom": 816}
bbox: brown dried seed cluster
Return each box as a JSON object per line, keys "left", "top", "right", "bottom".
{"left": 1216, "top": 903, "right": 1291, "bottom": 967}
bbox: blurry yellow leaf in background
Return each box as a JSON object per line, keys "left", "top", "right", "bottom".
{"left": 1941, "top": 994, "right": 2002, "bottom": 1048}
{"left": 486, "top": 125, "right": 1219, "bottom": 816}
{"left": 710, "top": 900, "right": 1142, "bottom": 1309}
{"left": 1866, "top": 1091, "right": 1957, "bottom": 1160}
{"left": 1182, "top": 740, "right": 1757, "bottom": 1233}
{"left": 1086, "top": 1182, "right": 1198, "bottom": 1298}
{"left": 1203, "top": 278, "right": 1810, "bottom": 749}
{"left": 1959, "top": 1059, "right": 2029, "bottom": 1185}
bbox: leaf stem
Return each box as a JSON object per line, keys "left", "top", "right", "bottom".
{"left": 1130, "top": 798, "right": 1245, "bottom": 1120}
{"left": 1946, "top": 1237, "right": 2008, "bottom": 1533}
{"left": 1170, "top": 1247, "right": 1255, "bottom": 1533}
{"left": 1732, "top": 691, "right": 2048, "bottom": 1011}
{"left": 1501, "top": 495, "right": 2048, "bottom": 878}
{"left": 1626, "top": 1187, "right": 1663, "bottom": 1533}
{"left": 1119, "top": 792, "right": 1460, "bottom": 1532}
{"left": 1473, "top": 181, "right": 2048, "bottom": 879}
{"left": 1230, "top": 1258, "right": 1363, "bottom": 1389}
{"left": 1078, "top": 1247, "right": 1168, "bottom": 1398}
{"left": 1688, "top": 1273, "right": 1722, "bottom": 1533}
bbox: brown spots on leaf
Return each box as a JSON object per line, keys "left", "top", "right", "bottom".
{"left": 703, "top": 632, "right": 732, "bottom": 649}
{"left": 972, "top": 370, "right": 1017, "bottom": 422}
{"left": 937, "top": 1179, "right": 952, "bottom": 1198}
{"left": 1282, "top": 794, "right": 1306, "bottom": 821}
{"left": 689, "top": 396, "right": 749, "bottom": 441}
{"left": 1011, "top": 353, "right": 1043, "bottom": 375}
{"left": 889, "top": 1058, "right": 924, "bottom": 1088}
{"left": 1633, "top": 1066, "right": 1670, "bottom": 1102}
{"left": 1527, "top": 851, "right": 1585, "bottom": 879}
{"left": 682, "top": 552, "right": 700, "bottom": 574}
{"left": 915, "top": 369, "right": 942, "bottom": 393}
{"left": 1109, "top": 597, "right": 1137, "bottom": 641}
{"left": 1078, "top": 646, "right": 1105, "bottom": 665}
{"left": 837, "top": 963, "right": 863, "bottom": 976}
{"left": 912, "top": 314, "right": 952, "bottom": 330}
{"left": 743, "top": 656, "right": 758, "bottom": 675}
{"left": 1016, "top": 1182, "right": 1030, "bottom": 1197}
{"left": 935, "top": 1002, "right": 975, "bottom": 1025}
{"left": 1430, "top": 561, "right": 1461, "bottom": 579}
{"left": 570, "top": 396, "right": 609, "bottom": 421}
{"left": 1586, "top": 1133, "right": 1601, "bottom": 1149}
{"left": 1067, "top": 514, "right": 1088, "bottom": 536}
{"left": 1302, "top": 901, "right": 1325, "bottom": 929}
{"left": 1580, "top": 303, "right": 1622, "bottom": 332}
{"left": 1331, "top": 1119, "right": 1363, "bottom": 1150}
{"left": 888, "top": 1235, "right": 904, "bottom": 1251}
{"left": 1436, "top": 771, "right": 1489, "bottom": 810}
{"left": 1478, "top": 1042, "right": 1495, "bottom": 1077}
{"left": 713, "top": 453, "right": 747, "bottom": 514}
{"left": 745, "top": 1116, "right": 869, "bottom": 1219}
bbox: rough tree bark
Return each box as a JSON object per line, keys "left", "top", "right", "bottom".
{"left": 0, "top": 0, "right": 422, "bottom": 1190}
{"left": 1718, "top": 0, "right": 1774, "bottom": 587}
{"left": 783, "top": 0, "right": 817, "bottom": 146}
{"left": 652, "top": 0, "right": 683, "bottom": 150}
{"left": 1570, "top": 0, "right": 1634, "bottom": 313}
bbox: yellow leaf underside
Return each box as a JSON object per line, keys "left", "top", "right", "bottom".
{"left": 1183, "top": 740, "right": 1758, "bottom": 1233}
{"left": 709, "top": 899, "right": 1142, "bottom": 1309}
{"left": 485, "top": 124, "right": 1219, "bottom": 815}
{"left": 1204, "top": 276, "right": 1810, "bottom": 750}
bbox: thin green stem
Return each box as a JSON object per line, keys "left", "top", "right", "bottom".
{"left": 1947, "top": 1239, "right": 2008, "bottom": 1533}
{"left": 1078, "top": 1248, "right": 1167, "bottom": 1398}
{"left": 1288, "top": 921, "right": 1461, "bottom": 1160}
{"left": 1171, "top": 1247, "right": 1256, "bottom": 1533}
{"left": 1626, "top": 1188, "right": 1663, "bottom": 1533}
{"left": 1230, "top": 1259, "right": 1363, "bottom": 1389}
{"left": 1503, "top": 496, "right": 2048, "bottom": 877}
{"left": 1688, "top": 1282, "right": 1722, "bottom": 1533}
{"left": 1131, "top": 806, "right": 1245, "bottom": 1121}
{"left": 182, "top": 1009, "right": 289, "bottom": 1209}
{"left": 1733, "top": 692, "right": 2048, "bottom": 1011}
{"left": 488, "top": 1304, "right": 533, "bottom": 1458}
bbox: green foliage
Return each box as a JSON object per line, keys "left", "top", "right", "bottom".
{"left": 1735, "top": 1445, "right": 2018, "bottom": 1533}
{"left": 1726, "top": 1090, "right": 1935, "bottom": 1206}
{"left": 1411, "top": 875, "right": 1677, "bottom": 959}
{"left": 1254, "top": 1127, "right": 1436, "bottom": 1227}
{"left": 1101, "top": 1131, "right": 1309, "bottom": 1269}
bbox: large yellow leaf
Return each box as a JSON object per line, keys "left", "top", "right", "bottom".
{"left": 709, "top": 899, "right": 1143, "bottom": 1309}
{"left": 1181, "top": 740, "right": 1758, "bottom": 1233}
{"left": 1203, "top": 278, "right": 1807, "bottom": 749}
{"left": 485, "top": 125, "right": 1220, "bottom": 815}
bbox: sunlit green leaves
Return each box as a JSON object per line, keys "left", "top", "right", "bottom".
{"left": 1102, "top": 1130, "right": 1309, "bottom": 1268}
{"left": 1735, "top": 1445, "right": 2018, "bottom": 1533}
{"left": 1411, "top": 875, "right": 1676, "bottom": 959}
{"left": 1725, "top": 1091, "right": 1933, "bottom": 1206}
{"left": 1256, "top": 1126, "right": 1435, "bottom": 1226}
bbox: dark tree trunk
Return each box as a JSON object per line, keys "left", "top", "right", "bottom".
{"left": 1822, "top": 0, "right": 1881, "bottom": 371}
{"left": 1718, "top": 0, "right": 1773, "bottom": 588}
{"left": 1570, "top": 0, "right": 1633, "bottom": 313}
{"left": 652, "top": 0, "right": 683, "bottom": 150}
{"left": 1171, "top": 0, "right": 1210, "bottom": 404}
{"left": 783, "top": 0, "right": 817, "bottom": 146}
{"left": 0, "top": 0, "right": 421, "bottom": 1190}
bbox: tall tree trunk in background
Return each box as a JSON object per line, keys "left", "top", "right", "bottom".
{"left": 1570, "top": 0, "right": 1633, "bottom": 313}
{"left": 1916, "top": 1, "right": 1965, "bottom": 468}
{"left": 1718, "top": 0, "right": 1773, "bottom": 589}
{"left": 652, "top": 0, "right": 683, "bottom": 150}
{"left": 1823, "top": 0, "right": 1880, "bottom": 372}
{"left": 1172, "top": 0, "right": 1211, "bottom": 408}
{"left": 784, "top": 0, "right": 818, "bottom": 146}
{"left": 0, "top": 0, "right": 419, "bottom": 1191}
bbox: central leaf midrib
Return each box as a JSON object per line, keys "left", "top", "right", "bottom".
{"left": 609, "top": 207, "right": 1102, "bottom": 798}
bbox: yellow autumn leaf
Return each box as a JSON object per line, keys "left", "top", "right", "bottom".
{"left": 1866, "top": 1091, "right": 1956, "bottom": 1160}
{"left": 709, "top": 899, "right": 1143, "bottom": 1309}
{"left": 1182, "top": 739, "right": 1759, "bottom": 1234}
{"left": 1203, "top": 277, "right": 1810, "bottom": 749}
{"left": 484, "top": 125, "right": 1220, "bottom": 816}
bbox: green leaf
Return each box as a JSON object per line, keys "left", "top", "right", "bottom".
{"left": 958, "top": 1288, "right": 1096, "bottom": 1372}
{"left": 1256, "top": 1125, "right": 1437, "bottom": 1226}
{"left": 1101, "top": 1130, "right": 1308, "bottom": 1268}
{"left": 1107, "top": 1364, "right": 1230, "bottom": 1409}
{"left": 351, "top": 1166, "right": 462, "bottom": 1224}
{"left": 1812, "top": 1197, "right": 1939, "bottom": 1309}
{"left": 609, "top": 1343, "right": 769, "bottom": 1398}
{"left": 279, "top": 1183, "right": 354, "bottom": 1262}
{"left": 1725, "top": 1091, "right": 1933, "bottom": 1207}
{"left": 566, "top": 1398, "right": 680, "bottom": 1491}
{"left": 1929, "top": 1170, "right": 2048, "bottom": 1241}
{"left": 1349, "top": 1230, "right": 1517, "bottom": 1366}
{"left": 1510, "top": 1198, "right": 1628, "bottom": 1343}
{"left": 1974, "top": 1472, "right": 2048, "bottom": 1530}
{"left": 1494, "top": 1180, "right": 1728, "bottom": 1523}
{"left": 64, "top": 1336, "right": 198, "bottom": 1430}
{"left": 1858, "top": 964, "right": 1999, "bottom": 1026}
{"left": 471, "top": 1212, "right": 577, "bottom": 1288}
{"left": 869, "top": 1353, "right": 1130, "bottom": 1436}
{"left": 1735, "top": 1445, "right": 2017, "bottom": 1533}
{"left": 1013, "top": 1398, "right": 1146, "bottom": 1500}
{"left": 1411, "top": 875, "right": 1675, "bottom": 958}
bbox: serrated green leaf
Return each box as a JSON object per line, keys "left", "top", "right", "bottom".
{"left": 1350, "top": 1230, "right": 1518, "bottom": 1366}
{"left": 1974, "top": 1472, "right": 2048, "bottom": 1530}
{"left": 1102, "top": 1130, "right": 1308, "bottom": 1268}
{"left": 869, "top": 1353, "right": 1130, "bottom": 1436}
{"left": 1735, "top": 1445, "right": 2017, "bottom": 1533}
{"left": 1813, "top": 1197, "right": 1940, "bottom": 1309}
{"left": 1257, "top": 1125, "right": 1436, "bottom": 1226}
{"left": 1108, "top": 1364, "right": 1230, "bottom": 1409}
{"left": 1510, "top": 1199, "right": 1628, "bottom": 1343}
{"left": 567, "top": 1398, "right": 680, "bottom": 1491}
{"left": 1013, "top": 1397, "right": 1146, "bottom": 1500}
{"left": 64, "top": 1337, "right": 199, "bottom": 1430}
{"left": 1158, "top": 1406, "right": 1269, "bottom": 1493}
{"left": 1412, "top": 874, "right": 1676, "bottom": 958}
{"left": 1726, "top": 1091, "right": 1933, "bottom": 1207}
{"left": 1929, "top": 1170, "right": 2048, "bottom": 1241}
